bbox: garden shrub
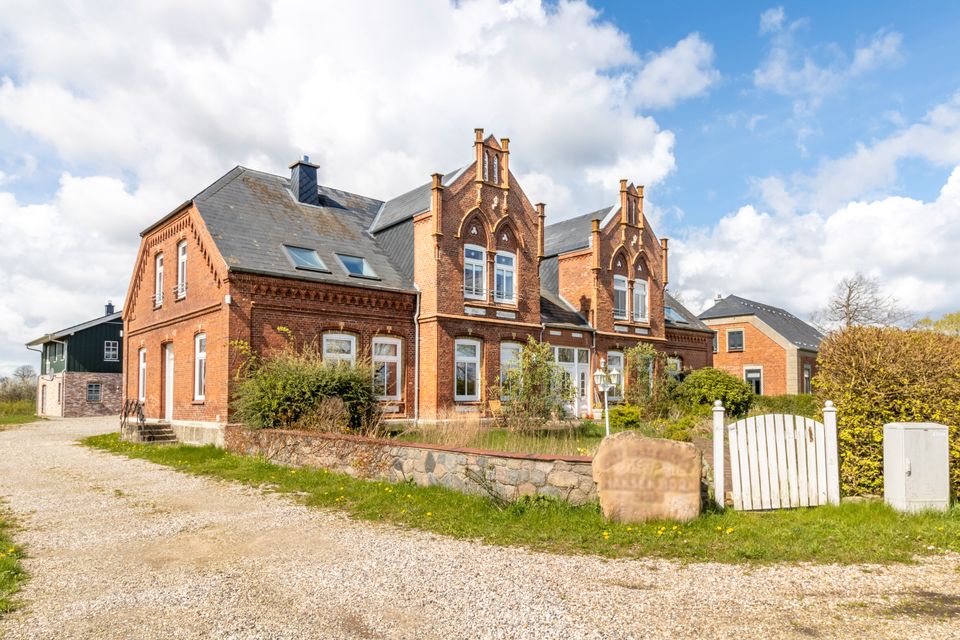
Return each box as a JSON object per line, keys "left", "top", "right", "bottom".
{"left": 608, "top": 404, "right": 643, "bottom": 432}
{"left": 623, "top": 344, "right": 677, "bottom": 418}
{"left": 672, "top": 367, "right": 753, "bottom": 418}
{"left": 815, "top": 326, "right": 960, "bottom": 498}
{"left": 497, "top": 337, "right": 572, "bottom": 429}
{"left": 752, "top": 394, "right": 819, "bottom": 418}
{"left": 231, "top": 341, "right": 380, "bottom": 433}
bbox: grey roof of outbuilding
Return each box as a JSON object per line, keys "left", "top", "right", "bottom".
{"left": 543, "top": 206, "right": 613, "bottom": 257}
{"left": 540, "top": 289, "right": 591, "bottom": 328}
{"left": 663, "top": 293, "right": 712, "bottom": 333}
{"left": 368, "top": 165, "right": 469, "bottom": 233}
{"left": 698, "top": 294, "right": 823, "bottom": 350}
{"left": 194, "top": 167, "right": 413, "bottom": 292}
{"left": 26, "top": 312, "right": 123, "bottom": 346}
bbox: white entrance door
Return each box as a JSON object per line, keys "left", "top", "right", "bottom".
{"left": 555, "top": 347, "right": 591, "bottom": 417}
{"left": 163, "top": 343, "right": 174, "bottom": 422}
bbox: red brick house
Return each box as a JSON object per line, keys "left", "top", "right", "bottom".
{"left": 122, "top": 129, "right": 712, "bottom": 441}
{"left": 698, "top": 295, "right": 823, "bottom": 396}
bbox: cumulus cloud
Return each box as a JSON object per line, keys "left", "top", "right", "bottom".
{"left": 759, "top": 7, "right": 785, "bottom": 35}
{"left": 0, "top": 0, "right": 721, "bottom": 373}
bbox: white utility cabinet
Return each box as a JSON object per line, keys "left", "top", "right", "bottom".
{"left": 883, "top": 422, "right": 950, "bottom": 513}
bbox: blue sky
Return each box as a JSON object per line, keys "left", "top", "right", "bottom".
{"left": 1, "top": 0, "right": 960, "bottom": 376}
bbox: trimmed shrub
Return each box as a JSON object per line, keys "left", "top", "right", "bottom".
{"left": 608, "top": 404, "right": 643, "bottom": 432}
{"left": 231, "top": 342, "right": 379, "bottom": 433}
{"left": 815, "top": 326, "right": 960, "bottom": 498}
{"left": 672, "top": 367, "right": 753, "bottom": 418}
{"left": 752, "top": 394, "right": 819, "bottom": 418}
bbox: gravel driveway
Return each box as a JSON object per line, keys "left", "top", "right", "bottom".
{"left": 0, "top": 417, "right": 958, "bottom": 639}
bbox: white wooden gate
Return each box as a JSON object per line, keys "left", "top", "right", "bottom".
{"left": 712, "top": 401, "right": 840, "bottom": 510}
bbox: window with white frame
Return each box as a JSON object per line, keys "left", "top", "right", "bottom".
{"left": 607, "top": 351, "right": 624, "bottom": 400}
{"left": 194, "top": 334, "right": 206, "bottom": 400}
{"left": 138, "top": 349, "right": 146, "bottom": 402}
{"left": 323, "top": 333, "right": 356, "bottom": 365}
{"left": 712, "top": 332, "right": 718, "bottom": 352}
{"left": 463, "top": 245, "right": 486, "bottom": 300}
{"left": 372, "top": 337, "right": 401, "bottom": 400}
{"left": 104, "top": 340, "right": 119, "bottom": 361}
{"left": 154, "top": 253, "right": 164, "bottom": 305}
{"left": 499, "top": 341, "right": 521, "bottom": 398}
{"left": 632, "top": 279, "right": 648, "bottom": 322}
{"left": 803, "top": 364, "right": 812, "bottom": 394}
{"left": 744, "top": 367, "right": 762, "bottom": 394}
{"left": 727, "top": 329, "right": 744, "bottom": 352}
{"left": 86, "top": 382, "right": 102, "bottom": 403}
{"left": 494, "top": 252, "right": 515, "bottom": 303}
{"left": 454, "top": 338, "right": 481, "bottom": 401}
{"left": 613, "top": 275, "right": 628, "bottom": 319}
{"left": 176, "top": 241, "right": 187, "bottom": 298}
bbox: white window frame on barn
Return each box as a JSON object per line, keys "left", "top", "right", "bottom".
{"left": 194, "top": 333, "right": 206, "bottom": 401}
{"left": 454, "top": 338, "right": 482, "bottom": 402}
{"left": 463, "top": 245, "right": 486, "bottom": 301}
{"left": 632, "top": 279, "right": 648, "bottom": 323}
{"left": 138, "top": 349, "right": 147, "bottom": 402}
{"left": 154, "top": 253, "right": 164, "bottom": 306}
{"left": 613, "top": 275, "right": 628, "bottom": 320}
{"left": 176, "top": 241, "right": 187, "bottom": 299}
{"left": 494, "top": 251, "right": 516, "bottom": 303}
{"left": 372, "top": 336, "right": 402, "bottom": 401}
{"left": 104, "top": 340, "right": 119, "bottom": 362}
{"left": 323, "top": 333, "right": 357, "bottom": 366}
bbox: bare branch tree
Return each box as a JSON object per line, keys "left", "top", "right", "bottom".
{"left": 13, "top": 365, "right": 36, "bottom": 383}
{"left": 812, "top": 272, "right": 911, "bottom": 331}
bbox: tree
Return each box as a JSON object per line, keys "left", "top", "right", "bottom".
{"left": 915, "top": 311, "right": 960, "bottom": 336}
{"left": 13, "top": 365, "right": 36, "bottom": 383}
{"left": 812, "top": 272, "right": 911, "bottom": 331}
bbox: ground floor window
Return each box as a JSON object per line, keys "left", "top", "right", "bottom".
{"left": 86, "top": 382, "right": 102, "bottom": 403}
{"left": 606, "top": 351, "right": 624, "bottom": 400}
{"left": 372, "top": 336, "right": 402, "bottom": 400}
{"left": 454, "top": 338, "right": 481, "bottom": 401}
{"left": 499, "top": 342, "right": 522, "bottom": 398}
{"left": 744, "top": 367, "right": 763, "bottom": 394}
{"left": 803, "top": 364, "right": 812, "bottom": 394}
{"left": 194, "top": 334, "right": 206, "bottom": 401}
{"left": 666, "top": 356, "right": 683, "bottom": 379}
{"left": 323, "top": 333, "right": 357, "bottom": 365}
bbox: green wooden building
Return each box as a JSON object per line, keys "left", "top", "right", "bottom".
{"left": 26, "top": 303, "right": 123, "bottom": 417}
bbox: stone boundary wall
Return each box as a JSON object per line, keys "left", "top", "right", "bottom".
{"left": 224, "top": 425, "right": 597, "bottom": 504}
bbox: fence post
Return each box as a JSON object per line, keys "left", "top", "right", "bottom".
{"left": 712, "top": 400, "right": 725, "bottom": 507}
{"left": 823, "top": 400, "right": 840, "bottom": 505}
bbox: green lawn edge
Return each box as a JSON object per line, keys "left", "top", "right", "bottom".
{"left": 0, "top": 508, "right": 27, "bottom": 617}
{"left": 82, "top": 432, "right": 960, "bottom": 565}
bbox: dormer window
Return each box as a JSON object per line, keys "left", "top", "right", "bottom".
{"left": 494, "top": 252, "right": 515, "bottom": 303}
{"left": 284, "top": 245, "right": 329, "bottom": 272}
{"left": 464, "top": 245, "right": 486, "bottom": 300}
{"left": 336, "top": 254, "right": 378, "bottom": 279}
{"left": 613, "top": 275, "right": 628, "bottom": 319}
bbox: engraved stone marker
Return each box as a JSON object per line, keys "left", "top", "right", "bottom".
{"left": 592, "top": 431, "right": 702, "bottom": 522}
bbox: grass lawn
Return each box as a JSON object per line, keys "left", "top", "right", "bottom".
{"left": 84, "top": 432, "right": 960, "bottom": 564}
{"left": 0, "top": 510, "right": 26, "bottom": 616}
{"left": 0, "top": 400, "right": 38, "bottom": 427}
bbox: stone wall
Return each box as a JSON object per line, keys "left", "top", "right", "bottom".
{"left": 64, "top": 371, "right": 122, "bottom": 417}
{"left": 224, "top": 425, "right": 597, "bottom": 504}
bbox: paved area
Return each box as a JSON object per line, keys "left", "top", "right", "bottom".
{"left": 0, "top": 417, "right": 958, "bottom": 639}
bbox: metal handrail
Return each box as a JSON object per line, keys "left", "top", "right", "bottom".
{"left": 120, "top": 399, "right": 145, "bottom": 432}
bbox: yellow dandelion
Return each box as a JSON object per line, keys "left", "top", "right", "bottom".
{"left": 716, "top": 525, "right": 722, "bottom": 531}
{"left": 426, "top": 512, "right": 433, "bottom": 517}
{"left": 725, "top": 527, "right": 734, "bottom": 534}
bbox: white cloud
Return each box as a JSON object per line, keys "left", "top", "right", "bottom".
{"left": 759, "top": 7, "right": 785, "bottom": 35}
{"left": 0, "top": 0, "right": 720, "bottom": 373}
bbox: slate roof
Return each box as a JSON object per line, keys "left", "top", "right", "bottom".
{"left": 542, "top": 206, "right": 613, "bottom": 257}
{"left": 698, "top": 294, "right": 823, "bottom": 350}
{"left": 663, "top": 293, "right": 712, "bottom": 333}
{"left": 540, "top": 289, "right": 591, "bottom": 328}
{"left": 368, "top": 165, "right": 469, "bottom": 233}
{"left": 193, "top": 167, "right": 413, "bottom": 292}
{"left": 26, "top": 312, "right": 123, "bottom": 346}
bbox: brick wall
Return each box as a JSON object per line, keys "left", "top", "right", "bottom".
{"left": 63, "top": 371, "right": 122, "bottom": 417}
{"left": 708, "top": 320, "right": 788, "bottom": 395}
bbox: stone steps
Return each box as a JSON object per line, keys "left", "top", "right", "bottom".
{"left": 138, "top": 423, "right": 177, "bottom": 444}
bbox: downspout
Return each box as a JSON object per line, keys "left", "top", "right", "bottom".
{"left": 413, "top": 285, "right": 421, "bottom": 426}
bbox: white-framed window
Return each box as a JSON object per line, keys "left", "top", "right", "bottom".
{"left": 613, "top": 275, "right": 628, "bottom": 319}
{"left": 632, "top": 279, "right": 648, "bottom": 322}
{"left": 454, "top": 338, "right": 481, "bottom": 401}
{"left": 138, "top": 348, "right": 146, "bottom": 402}
{"left": 372, "top": 336, "right": 402, "bottom": 401}
{"left": 803, "top": 364, "right": 812, "bottom": 394}
{"left": 194, "top": 334, "right": 206, "bottom": 401}
{"left": 154, "top": 253, "right": 164, "bottom": 306}
{"left": 744, "top": 367, "right": 763, "bottom": 395}
{"left": 607, "top": 351, "right": 624, "bottom": 400}
{"left": 86, "top": 382, "right": 102, "bottom": 403}
{"left": 463, "top": 245, "right": 486, "bottom": 300}
{"left": 176, "top": 241, "right": 187, "bottom": 298}
{"left": 323, "top": 333, "right": 356, "bottom": 366}
{"left": 104, "top": 340, "right": 119, "bottom": 361}
{"left": 499, "top": 341, "right": 522, "bottom": 398}
{"left": 712, "top": 331, "right": 718, "bottom": 353}
{"left": 727, "top": 329, "right": 744, "bottom": 352}
{"left": 494, "top": 251, "right": 516, "bottom": 303}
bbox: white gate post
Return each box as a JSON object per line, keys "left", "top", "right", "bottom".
{"left": 712, "top": 400, "right": 726, "bottom": 507}
{"left": 823, "top": 400, "right": 840, "bottom": 505}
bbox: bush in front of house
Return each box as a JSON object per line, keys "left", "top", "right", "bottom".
{"left": 815, "top": 326, "right": 960, "bottom": 498}
{"left": 231, "top": 342, "right": 379, "bottom": 433}
{"left": 672, "top": 367, "right": 753, "bottom": 418}
{"left": 751, "top": 393, "right": 819, "bottom": 418}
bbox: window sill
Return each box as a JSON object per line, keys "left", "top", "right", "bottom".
{"left": 728, "top": 348, "right": 744, "bottom": 353}
{"left": 192, "top": 400, "right": 205, "bottom": 405}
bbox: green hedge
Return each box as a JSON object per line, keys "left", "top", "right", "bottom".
{"left": 673, "top": 367, "right": 753, "bottom": 418}
{"left": 751, "top": 394, "right": 819, "bottom": 418}
{"left": 815, "top": 327, "right": 960, "bottom": 498}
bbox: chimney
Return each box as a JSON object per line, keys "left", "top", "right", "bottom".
{"left": 715, "top": 293, "right": 723, "bottom": 303}
{"left": 289, "top": 155, "right": 320, "bottom": 206}
{"left": 105, "top": 301, "right": 115, "bottom": 315}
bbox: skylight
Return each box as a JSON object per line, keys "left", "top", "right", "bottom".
{"left": 336, "top": 254, "right": 378, "bottom": 279}
{"left": 284, "top": 245, "right": 329, "bottom": 272}
{"left": 664, "top": 307, "right": 689, "bottom": 324}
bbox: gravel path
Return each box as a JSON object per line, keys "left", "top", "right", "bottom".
{"left": 0, "top": 417, "right": 958, "bottom": 639}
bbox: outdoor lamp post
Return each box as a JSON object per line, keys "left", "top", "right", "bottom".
{"left": 593, "top": 359, "right": 622, "bottom": 437}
